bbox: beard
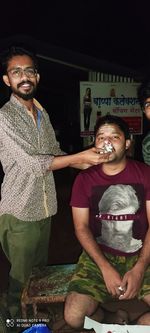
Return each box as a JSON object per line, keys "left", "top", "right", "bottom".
{"left": 12, "top": 81, "right": 37, "bottom": 100}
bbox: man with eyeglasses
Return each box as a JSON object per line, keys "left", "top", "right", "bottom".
{"left": 0, "top": 45, "right": 104, "bottom": 320}
{"left": 138, "top": 80, "right": 150, "bottom": 165}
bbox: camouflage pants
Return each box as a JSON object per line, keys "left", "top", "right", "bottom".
{"left": 68, "top": 251, "right": 150, "bottom": 303}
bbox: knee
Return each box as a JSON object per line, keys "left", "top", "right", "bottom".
{"left": 64, "top": 304, "right": 84, "bottom": 329}
{"left": 137, "top": 312, "right": 150, "bottom": 325}
{"left": 64, "top": 292, "right": 98, "bottom": 329}
{"left": 64, "top": 293, "right": 87, "bottom": 329}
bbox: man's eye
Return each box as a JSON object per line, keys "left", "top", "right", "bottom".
{"left": 12, "top": 70, "right": 20, "bottom": 75}
{"left": 27, "top": 69, "right": 34, "bottom": 74}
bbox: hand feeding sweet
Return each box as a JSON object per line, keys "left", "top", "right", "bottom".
{"left": 96, "top": 139, "right": 114, "bottom": 155}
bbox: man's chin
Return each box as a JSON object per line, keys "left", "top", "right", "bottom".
{"left": 13, "top": 86, "right": 37, "bottom": 100}
{"left": 105, "top": 154, "right": 115, "bottom": 163}
{"left": 16, "top": 92, "right": 35, "bottom": 100}
{"left": 21, "top": 94, "right": 34, "bottom": 101}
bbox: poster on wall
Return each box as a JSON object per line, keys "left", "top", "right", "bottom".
{"left": 80, "top": 81, "right": 142, "bottom": 137}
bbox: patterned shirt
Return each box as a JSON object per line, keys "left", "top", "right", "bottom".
{"left": 0, "top": 94, "right": 65, "bottom": 221}
{"left": 142, "top": 132, "right": 150, "bottom": 165}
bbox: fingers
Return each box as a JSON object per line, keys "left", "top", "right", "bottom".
{"left": 109, "top": 285, "right": 128, "bottom": 300}
{"left": 118, "top": 285, "right": 137, "bottom": 300}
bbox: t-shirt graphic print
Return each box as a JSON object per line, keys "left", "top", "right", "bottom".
{"left": 95, "top": 184, "right": 142, "bottom": 253}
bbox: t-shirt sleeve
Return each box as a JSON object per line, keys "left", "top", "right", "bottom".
{"left": 142, "top": 134, "right": 150, "bottom": 166}
{"left": 144, "top": 165, "right": 150, "bottom": 200}
{"left": 70, "top": 173, "right": 89, "bottom": 208}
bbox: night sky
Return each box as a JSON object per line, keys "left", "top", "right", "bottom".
{"left": 0, "top": 1, "right": 150, "bottom": 70}
{"left": 0, "top": 1, "right": 149, "bottom": 157}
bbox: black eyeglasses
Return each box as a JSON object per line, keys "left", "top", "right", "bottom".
{"left": 7, "top": 67, "right": 38, "bottom": 79}
{"left": 144, "top": 101, "right": 150, "bottom": 109}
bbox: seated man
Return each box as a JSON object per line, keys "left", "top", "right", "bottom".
{"left": 64, "top": 115, "right": 150, "bottom": 329}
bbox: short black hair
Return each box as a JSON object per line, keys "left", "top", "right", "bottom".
{"left": 94, "top": 114, "right": 130, "bottom": 140}
{"left": 137, "top": 79, "right": 150, "bottom": 109}
{"left": 0, "top": 45, "right": 38, "bottom": 75}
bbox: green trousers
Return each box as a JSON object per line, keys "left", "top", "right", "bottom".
{"left": 0, "top": 214, "right": 51, "bottom": 318}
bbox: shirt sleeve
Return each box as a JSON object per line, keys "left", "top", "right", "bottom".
{"left": 144, "top": 164, "right": 150, "bottom": 200}
{"left": 142, "top": 134, "right": 150, "bottom": 165}
{"left": 70, "top": 172, "right": 90, "bottom": 208}
{"left": 0, "top": 125, "right": 65, "bottom": 177}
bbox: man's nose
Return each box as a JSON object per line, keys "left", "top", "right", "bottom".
{"left": 103, "top": 138, "right": 111, "bottom": 144}
{"left": 20, "top": 70, "right": 28, "bottom": 78}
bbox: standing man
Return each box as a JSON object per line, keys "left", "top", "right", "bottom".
{"left": 64, "top": 115, "right": 150, "bottom": 329}
{"left": 138, "top": 80, "right": 150, "bottom": 165}
{"left": 0, "top": 45, "right": 103, "bottom": 318}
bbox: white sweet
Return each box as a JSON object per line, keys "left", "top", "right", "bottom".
{"left": 101, "top": 140, "right": 114, "bottom": 153}
{"left": 96, "top": 140, "right": 114, "bottom": 154}
{"left": 103, "top": 142, "right": 113, "bottom": 153}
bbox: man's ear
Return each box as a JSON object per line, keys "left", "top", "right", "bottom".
{"left": 125, "top": 139, "right": 131, "bottom": 150}
{"left": 36, "top": 73, "right": 40, "bottom": 84}
{"left": 3, "top": 75, "right": 11, "bottom": 87}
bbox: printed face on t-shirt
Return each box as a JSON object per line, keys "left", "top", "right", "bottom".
{"left": 96, "top": 184, "right": 142, "bottom": 253}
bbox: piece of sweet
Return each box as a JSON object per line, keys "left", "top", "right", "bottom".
{"left": 102, "top": 141, "right": 113, "bottom": 153}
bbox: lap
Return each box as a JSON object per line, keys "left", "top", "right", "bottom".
{"left": 142, "top": 294, "right": 150, "bottom": 306}
{"left": 68, "top": 251, "right": 150, "bottom": 303}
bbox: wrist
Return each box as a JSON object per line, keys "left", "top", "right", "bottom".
{"left": 70, "top": 152, "right": 85, "bottom": 165}
{"left": 134, "top": 259, "right": 147, "bottom": 272}
{"left": 98, "top": 259, "right": 112, "bottom": 272}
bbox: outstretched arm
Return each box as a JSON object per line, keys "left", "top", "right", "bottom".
{"left": 49, "top": 147, "right": 110, "bottom": 171}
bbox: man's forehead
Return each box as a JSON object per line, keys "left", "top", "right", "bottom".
{"left": 98, "top": 123, "right": 121, "bottom": 132}
{"left": 8, "top": 55, "right": 33, "bottom": 68}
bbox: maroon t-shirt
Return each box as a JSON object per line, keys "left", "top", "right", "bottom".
{"left": 70, "top": 159, "right": 150, "bottom": 256}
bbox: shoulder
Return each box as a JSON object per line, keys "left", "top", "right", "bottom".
{"left": 0, "top": 101, "right": 12, "bottom": 119}
{"left": 75, "top": 165, "right": 101, "bottom": 181}
{"left": 143, "top": 133, "right": 150, "bottom": 145}
{"left": 128, "top": 158, "right": 150, "bottom": 172}
{"left": 81, "top": 164, "right": 100, "bottom": 174}
{"left": 142, "top": 133, "right": 150, "bottom": 152}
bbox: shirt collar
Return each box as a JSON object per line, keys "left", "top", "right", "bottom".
{"left": 10, "top": 94, "right": 44, "bottom": 112}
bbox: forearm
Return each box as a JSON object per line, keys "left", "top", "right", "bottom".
{"left": 64, "top": 162, "right": 93, "bottom": 170}
{"left": 49, "top": 153, "right": 84, "bottom": 171}
{"left": 120, "top": 234, "right": 150, "bottom": 300}
{"left": 135, "top": 227, "right": 150, "bottom": 271}
{"left": 49, "top": 148, "right": 102, "bottom": 171}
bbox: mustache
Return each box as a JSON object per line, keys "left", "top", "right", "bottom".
{"left": 17, "top": 80, "right": 34, "bottom": 88}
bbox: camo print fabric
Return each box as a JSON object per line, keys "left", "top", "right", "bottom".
{"left": 68, "top": 251, "right": 150, "bottom": 302}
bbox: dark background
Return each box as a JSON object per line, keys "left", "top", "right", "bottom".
{"left": 0, "top": 1, "right": 150, "bottom": 70}
{"left": 1, "top": 1, "right": 150, "bottom": 152}
{"left": 0, "top": 0, "right": 150, "bottom": 291}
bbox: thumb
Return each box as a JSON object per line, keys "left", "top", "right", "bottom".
{"left": 91, "top": 147, "right": 97, "bottom": 152}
